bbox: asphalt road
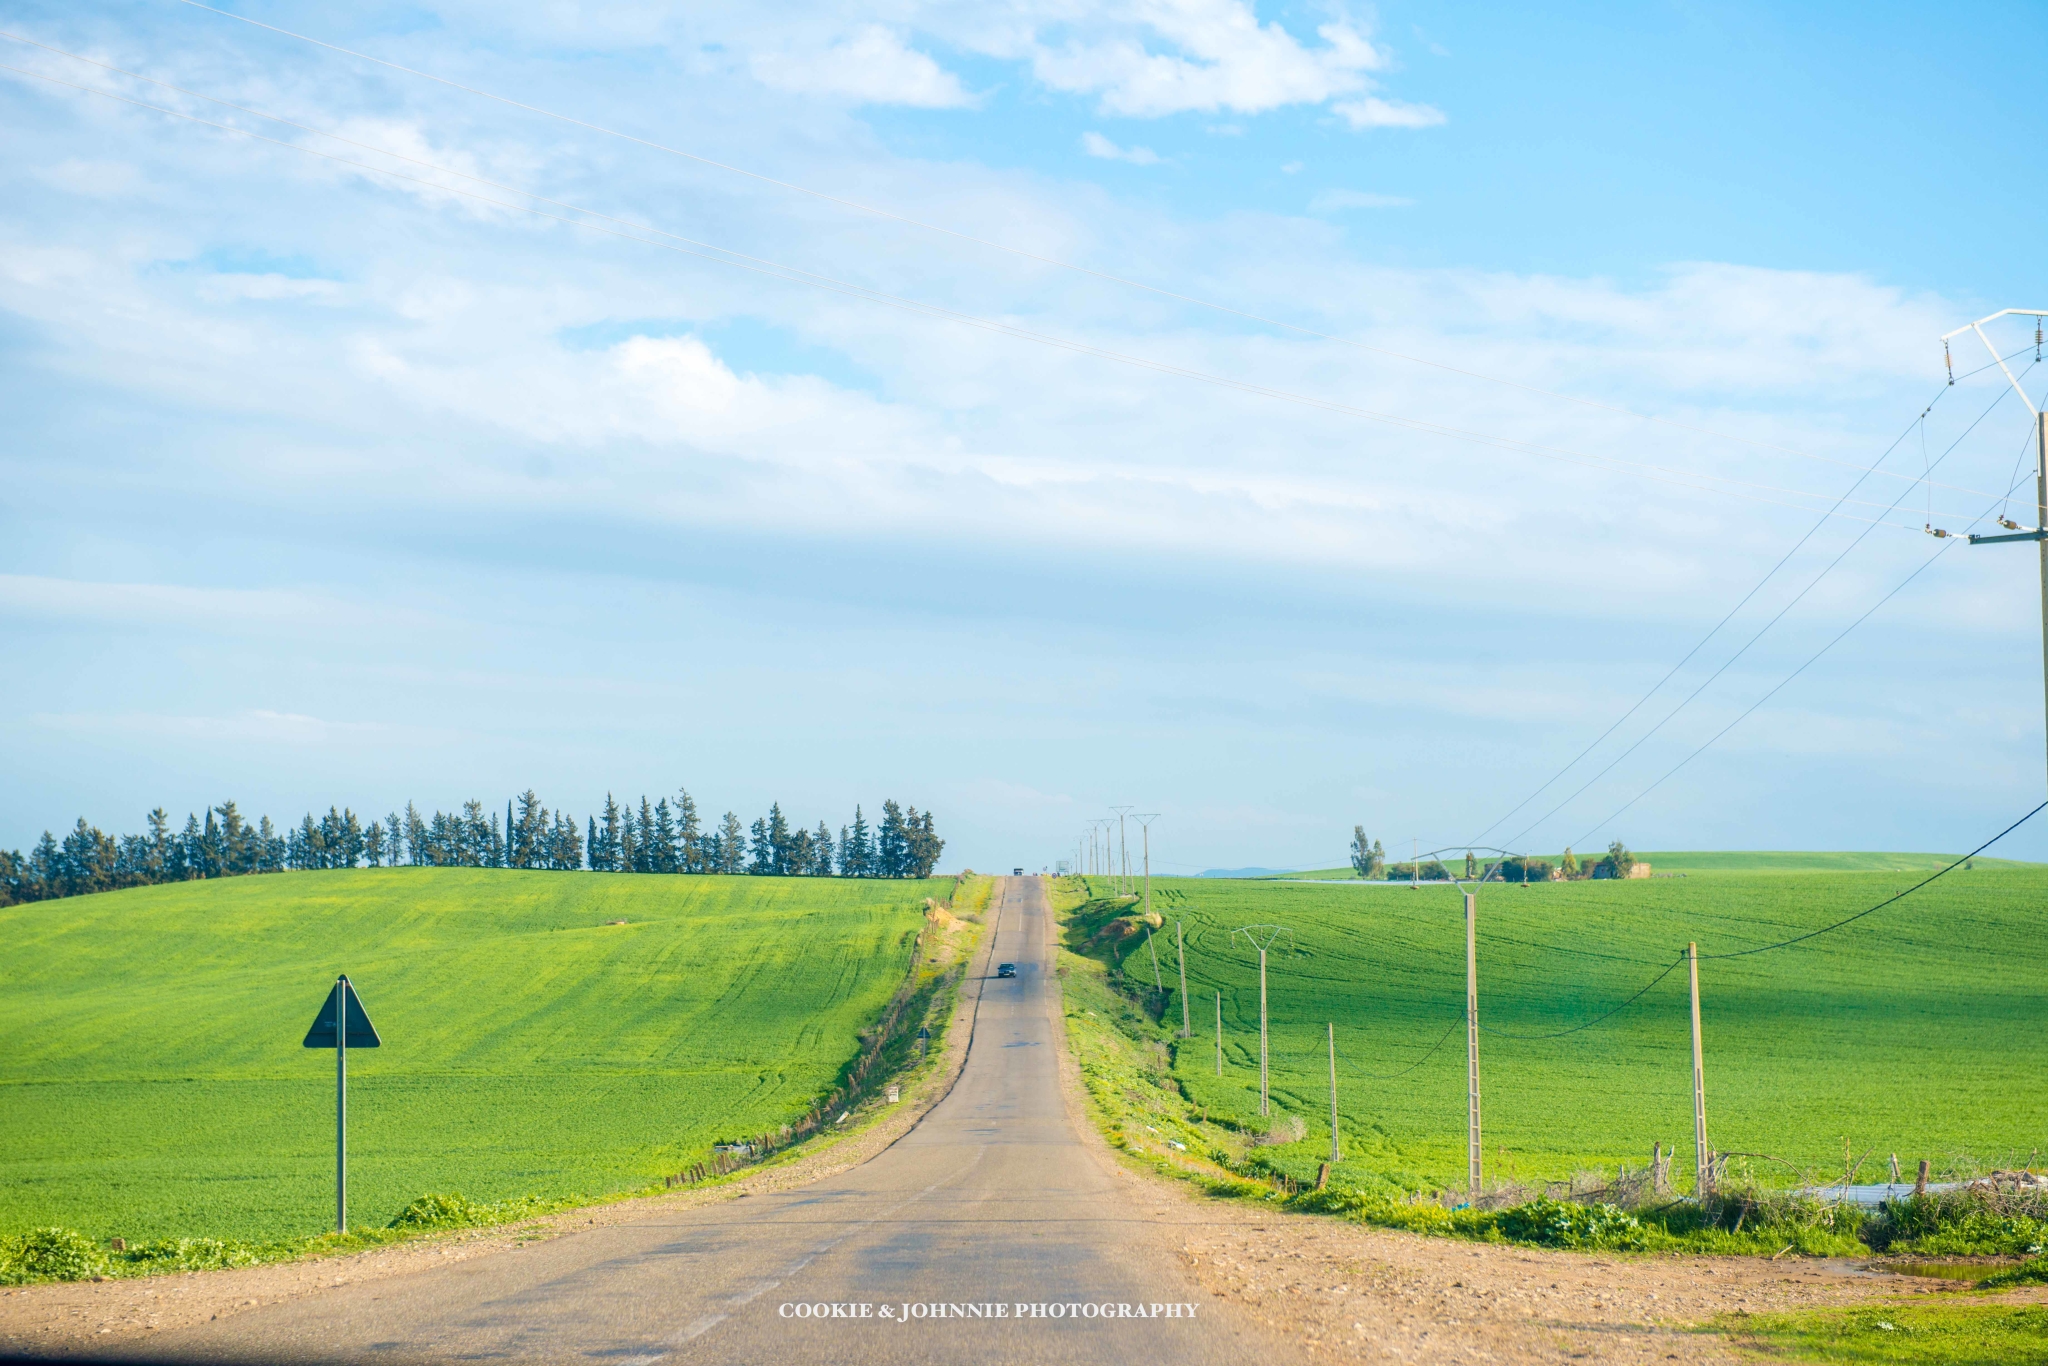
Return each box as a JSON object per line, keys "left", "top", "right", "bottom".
{"left": 117, "top": 878, "right": 1297, "bottom": 1366}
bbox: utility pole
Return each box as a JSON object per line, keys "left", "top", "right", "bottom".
{"left": 1176, "top": 920, "right": 1191, "bottom": 1037}
{"left": 1112, "top": 806, "right": 1132, "bottom": 896}
{"left": 1689, "top": 941, "right": 1711, "bottom": 1200}
{"left": 1328, "top": 1022, "right": 1340, "bottom": 1164}
{"left": 1464, "top": 885, "right": 1481, "bottom": 1197}
{"left": 1448, "top": 853, "right": 1506, "bottom": 1201}
{"left": 1231, "top": 925, "right": 1290, "bottom": 1117}
{"left": 1946, "top": 309, "right": 2048, "bottom": 792}
{"left": 1412, "top": 837, "right": 1419, "bottom": 891}
{"left": 1135, "top": 814, "right": 1158, "bottom": 920}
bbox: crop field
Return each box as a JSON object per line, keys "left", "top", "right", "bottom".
{"left": 1078, "top": 865, "right": 2048, "bottom": 1194}
{"left": 0, "top": 869, "right": 945, "bottom": 1244}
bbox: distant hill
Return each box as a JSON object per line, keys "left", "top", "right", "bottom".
{"left": 1196, "top": 866, "right": 1299, "bottom": 878}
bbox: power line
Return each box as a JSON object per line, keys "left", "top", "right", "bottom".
{"left": 157, "top": 0, "right": 2006, "bottom": 500}
{"left": 1477, "top": 953, "right": 1686, "bottom": 1041}
{"left": 1467, "top": 389, "right": 1968, "bottom": 848}
{"left": 1695, "top": 802, "right": 2048, "bottom": 960}
{"left": 0, "top": 53, "right": 1975, "bottom": 532}
{"left": 1496, "top": 370, "right": 2036, "bottom": 851}
{"left": 1570, "top": 448, "right": 2040, "bottom": 848}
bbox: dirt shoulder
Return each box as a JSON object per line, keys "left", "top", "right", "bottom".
{"left": 0, "top": 878, "right": 1002, "bottom": 1357}
{"left": 1038, "top": 882, "right": 2046, "bottom": 1364}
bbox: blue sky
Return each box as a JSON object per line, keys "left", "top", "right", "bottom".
{"left": 5, "top": 0, "right": 2048, "bottom": 872}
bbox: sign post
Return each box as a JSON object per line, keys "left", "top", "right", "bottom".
{"left": 303, "top": 975, "right": 381, "bottom": 1234}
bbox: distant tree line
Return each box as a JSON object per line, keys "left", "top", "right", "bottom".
{"left": 0, "top": 790, "right": 943, "bottom": 907}
{"left": 1350, "top": 828, "right": 1635, "bottom": 883}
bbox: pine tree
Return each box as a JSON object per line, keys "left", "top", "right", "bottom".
{"left": 748, "top": 816, "right": 773, "bottom": 875}
{"left": 718, "top": 812, "right": 745, "bottom": 874}
{"left": 767, "top": 803, "right": 793, "bottom": 875}
{"left": 841, "top": 806, "right": 873, "bottom": 877}
{"left": 813, "top": 821, "right": 835, "bottom": 876}
{"left": 675, "top": 789, "right": 701, "bottom": 873}
{"left": 904, "top": 808, "right": 944, "bottom": 878}
{"left": 513, "top": 791, "right": 545, "bottom": 869}
{"left": 635, "top": 798, "right": 658, "bottom": 873}
{"left": 597, "top": 794, "right": 622, "bottom": 872}
{"left": 404, "top": 803, "right": 426, "bottom": 867}
{"left": 653, "top": 799, "right": 678, "bottom": 873}
{"left": 876, "top": 800, "right": 908, "bottom": 878}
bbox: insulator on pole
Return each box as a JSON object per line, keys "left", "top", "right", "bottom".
{"left": 1945, "top": 340, "right": 1954, "bottom": 385}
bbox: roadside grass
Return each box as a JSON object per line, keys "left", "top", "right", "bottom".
{"left": 1066, "top": 868, "right": 2048, "bottom": 1195}
{"left": 1, "top": 869, "right": 956, "bottom": 1254}
{"left": 1715, "top": 1301, "right": 2048, "bottom": 1363}
{"left": 1050, "top": 879, "right": 2010, "bottom": 1259}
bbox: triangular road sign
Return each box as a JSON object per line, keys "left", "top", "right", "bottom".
{"left": 302, "top": 975, "right": 382, "bottom": 1048}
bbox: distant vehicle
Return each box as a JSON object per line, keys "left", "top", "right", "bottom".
{"left": 1013, "top": 867, "right": 1024, "bottom": 875}
{"left": 996, "top": 962, "right": 1017, "bottom": 978}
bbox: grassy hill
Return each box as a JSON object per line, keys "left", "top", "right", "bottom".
{"left": 1077, "top": 864, "right": 2048, "bottom": 1194}
{"left": 0, "top": 869, "right": 946, "bottom": 1243}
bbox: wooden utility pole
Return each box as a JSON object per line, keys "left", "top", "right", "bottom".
{"left": 1328, "top": 1022, "right": 1340, "bottom": 1164}
{"left": 1465, "top": 890, "right": 1481, "bottom": 1198}
{"left": 1176, "top": 920, "right": 1191, "bottom": 1037}
{"left": 1689, "top": 941, "right": 1711, "bottom": 1200}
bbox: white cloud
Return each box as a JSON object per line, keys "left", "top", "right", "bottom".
{"left": 1333, "top": 95, "right": 1446, "bottom": 129}
{"left": 1029, "top": 10, "right": 1383, "bottom": 118}
{"left": 1309, "top": 188, "right": 1414, "bottom": 211}
{"left": 747, "top": 25, "right": 973, "bottom": 107}
{"left": 1080, "top": 131, "right": 1161, "bottom": 165}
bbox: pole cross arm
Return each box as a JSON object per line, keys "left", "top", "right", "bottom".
{"left": 1968, "top": 529, "right": 2048, "bottom": 544}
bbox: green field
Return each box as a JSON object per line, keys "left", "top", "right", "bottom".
{"left": 1084, "top": 865, "right": 2048, "bottom": 1194}
{"left": 0, "top": 869, "right": 946, "bottom": 1243}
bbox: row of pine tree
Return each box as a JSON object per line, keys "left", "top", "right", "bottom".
{"left": 0, "top": 791, "right": 943, "bottom": 906}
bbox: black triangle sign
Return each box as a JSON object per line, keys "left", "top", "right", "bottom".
{"left": 302, "top": 976, "right": 382, "bottom": 1048}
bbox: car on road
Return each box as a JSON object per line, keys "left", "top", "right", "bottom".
{"left": 996, "top": 962, "right": 1017, "bottom": 978}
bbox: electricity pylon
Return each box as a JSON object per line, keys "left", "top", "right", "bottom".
{"left": 1945, "top": 309, "right": 2048, "bottom": 793}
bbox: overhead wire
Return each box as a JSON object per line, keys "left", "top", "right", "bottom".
{"left": 0, "top": 51, "right": 1978, "bottom": 530}
{"left": 1570, "top": 401, "right": 2041, "bottom": 848}
{"left": 157, "top": 0, "right": 2006, "bottom": 501}
{"left": 1500, "top": 373, "right": 2033, "bottom": 852}
{"left": 1695, "top": 802, "right": 2048, "bottom": 960}
{"left": 1477, "top": 953, "right": 1687, "bottom": 1041}
{"left": 1472, "top": 353, "right": 2037, "bottom": 851}
{"left": 1467, "top": 399, "right": 1948, "bottom": 848}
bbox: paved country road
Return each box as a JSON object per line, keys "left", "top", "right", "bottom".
{"left": 87, "top": 878, "right": 1302, "bottom": 1366}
